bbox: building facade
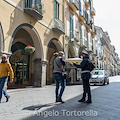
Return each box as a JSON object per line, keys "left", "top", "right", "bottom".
{"left": 64, "top": 0, "right": 96, "bottom": 83}
{"left": 0, "top": 0, "right": 65, "bottom": 87}
{"left": 0, "top": 0, "right": 120, "bottom": 88}
{"left": 94, "top": 26, "right": 104, "bottom": 69}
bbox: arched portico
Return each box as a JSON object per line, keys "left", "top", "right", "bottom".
{"left": 46, "top": 38, "right": 63, "bottom": 84}
{"left": 9, "top": 23, "right": 44, "bottom": 87}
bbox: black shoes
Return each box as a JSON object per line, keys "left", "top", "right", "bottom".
{"left": 78, "top": 98, "right": 92, "bottom": 103}
{"left": 56, "top": 97, "right": 65, "bottom": 103}
{"left": 78, "top": 99, "right": 85, "bottom": 103}
{"left": 86, "top": 100, "right": 92, "bottom": 103}
{"left": 6, "top": 96, "right": 10, "bottom": 102}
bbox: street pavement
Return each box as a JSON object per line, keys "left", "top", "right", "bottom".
{"left": 0, "top": 76, "right": 120, "bottom": 120}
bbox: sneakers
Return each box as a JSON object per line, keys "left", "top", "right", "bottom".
{"left": 6, "top": 96, "right": 10, "bottom": 102}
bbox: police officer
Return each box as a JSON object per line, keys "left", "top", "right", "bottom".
{"left": 73, "top": 51, "right": 94, "bottom": 103}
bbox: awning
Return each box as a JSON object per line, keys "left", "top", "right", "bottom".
{"left": 66, "top": 58, "right": 82, "bottom": 64}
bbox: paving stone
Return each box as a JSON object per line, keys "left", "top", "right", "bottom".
{"left": 0, "top": 76, "right": 120, "bottom": 120}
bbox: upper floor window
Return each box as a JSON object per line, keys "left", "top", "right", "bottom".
{"left": 25, "top": 0, "right": 42, "bottom": 11}
{"left": 54, "top": 0, "right": 59, "bottom": 19}
{"left": 70, "top": 16, "right": 74, "bottom": 38}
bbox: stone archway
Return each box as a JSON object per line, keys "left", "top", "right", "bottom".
{"left": 9, "top": 23, "right": 44, "bottom": 87}
{"left": 46, "top": 38, "right": 63, "bottom": 85}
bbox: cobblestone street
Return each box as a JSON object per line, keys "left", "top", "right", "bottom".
{"left": 0, "top": 76, "right": 120, "bottom": 120}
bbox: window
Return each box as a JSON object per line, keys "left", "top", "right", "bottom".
{"left": 25, "top": 0, "right": 41, "bottom": 9}
{"left": 79, "top": 0, "right": 82, "bottom": 15}
{"left": 87, "top": 32, "right": 89, "bottom": 48}
{"left": 93, "top": 71, "right": 104, "bottom": 75}
{"left": 80, "top": 26, "right": 82, "bottom": 44}
{"left": 70, "top": 16, "right": 74, "bottom": 38}
{"left": 54, "top": 0, "right": 59, "bottom": 19}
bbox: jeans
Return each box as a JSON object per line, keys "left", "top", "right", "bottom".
{"left": 3, "top": 89, "right": 9, "bottom": 97}
{"left": 0, "top": 77, "right": 8, "bottom": 102}
{"left": 53, "top": 73, "right": 66, "bottom": 99}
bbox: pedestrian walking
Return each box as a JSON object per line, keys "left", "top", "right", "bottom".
{"left": 0, "top": 54, "right": 14, "bottom": 103}
{"left": 73, "top": 51, "right": 94, "bottom": 103}
{"left": 53, "top": 51, "right": 66, "bottom": 103}
{"left": 3, "top": 74, "right": 10, "bottom": 102}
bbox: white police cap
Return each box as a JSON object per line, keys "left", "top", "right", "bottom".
{"left": 82, "top": 50, "right": 88, "bottom": 55}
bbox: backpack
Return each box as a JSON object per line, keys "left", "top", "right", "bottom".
{"left": 88, "top": 60, "right": 95, "bottom": 72}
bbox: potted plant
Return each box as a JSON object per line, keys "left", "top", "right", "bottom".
{"left": 53, "top": 51, "right": 59, "bottom": 58}
{"left": 31, "top": 4, "right": 35, "bottom": 9}
{"left": 36, "top": 4, "right": 40, "bottom": 10}
{"left": 24, "top": 45, "right": 35, "bottom": 54}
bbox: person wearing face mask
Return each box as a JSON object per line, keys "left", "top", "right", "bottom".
{"left": 73, "top": 51, "right": 95, "bottom": 103}
{"left": 0, "top": 54, "right": 14, "bottom": 103}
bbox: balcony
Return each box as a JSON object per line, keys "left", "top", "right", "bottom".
{"left": 24, "top": 0, "right": 43, "bottom": 20}
{"left": 90, "top": 7, "right": 96, "bottom": 17}
{"left": 99, "top": 56, "right": 104, "bottom": 60}
{"left": 52, "top": 18, "right": 65, "bottom": 35}
{"left": 91, "top": 25, "right": 95, "bottom": 37}
{"left": 80, "top": 38, "right": 87, "bottom": 48}
{"left": 79, "top": 11, "right": 86, "bottom": 22}
{"left": 68, "top": 0, "right": 79, "bottom": 11}
{"left": 87, "top": 45, "right": 92, "bottom": 53}
{"left": 84, "top": 0, "right": 91, "bottom": 9}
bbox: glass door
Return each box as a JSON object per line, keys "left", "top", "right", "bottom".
{"left": 14, "top": 54, "right": 28, "bottom": 85}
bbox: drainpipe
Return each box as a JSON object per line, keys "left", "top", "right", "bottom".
{"left": 62, "top": 0, "right": 65, "bottom": 52}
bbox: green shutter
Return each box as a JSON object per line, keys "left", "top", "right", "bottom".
{"left": 80, "top": 27, "right": 82, "bottom": 45}
{"left": 70, "top": 16, "right": 73, "bottom": 38}
{"left": 54, "top": 0, "right": 57, "bottom": 18}
{"left": 87, "top": 33, "right": 89, "bottom": 49}
{"left": 54, "top": 0, "right": 59, "bottom": 19}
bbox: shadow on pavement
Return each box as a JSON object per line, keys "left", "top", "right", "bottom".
{"left": 22, "top": 82, "right": 120, "bottom": 120}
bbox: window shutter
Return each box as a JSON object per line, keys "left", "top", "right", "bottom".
{"left": 70, "top": 16, "right": 73, "bottom": 38}
{"left": 80, "top": 27, "right": 82, "bottom": 44}
{"left": 79, "top": 0, "right": 81, "bottom": 15}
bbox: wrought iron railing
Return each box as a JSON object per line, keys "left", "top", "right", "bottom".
{"left": 25, "top": 0, "right": 43, "bottom": 14}
{"left": 69, "top": 0, "right": 79, "bottom": 9}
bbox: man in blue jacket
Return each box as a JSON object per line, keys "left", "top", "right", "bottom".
{"left": 73, "top": 51, "right": 94, "bottom": 103}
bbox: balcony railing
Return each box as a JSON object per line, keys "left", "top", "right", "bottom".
{"left": 24, "top": 0, "right": 43, "bottom": 20}
{"left": 86, "top": 20, "right": 92, "bottom": 30}
{"left": 52, "top": 18, "right": 65, "bottom": 35}
{"left": 87, "top": 44, "right": 92, "bottom": 52}
{"left": 68, "top": 0, "right": 79, "bottom": 11}
{"left": 84, "top": 0, "right": 91, "bottom": 8}
{"left": 79, "top": 10, "right": 86, "bottom": 22}
{"left": 91, "top": 24, "right": 95, "bottom": 37}
{"left": 90, "top": 7, "right": 96, "bottom": 17}
{"left": 80, "top": 38, "right": 87, "bottom": 48}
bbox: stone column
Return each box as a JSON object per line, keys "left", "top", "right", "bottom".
{"left": 33, "top": 58, "right": 42, "bottom": 87}
{"left": 41, "top": 60, "right": 48, "bottom": 87}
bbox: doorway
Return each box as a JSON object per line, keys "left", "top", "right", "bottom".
{"left": 10, "top": 43, "right": 29, "bottom": 85}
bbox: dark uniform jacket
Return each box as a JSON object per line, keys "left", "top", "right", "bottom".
{"left": 73, "top": 57, "right": 94, "bottom": 79}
